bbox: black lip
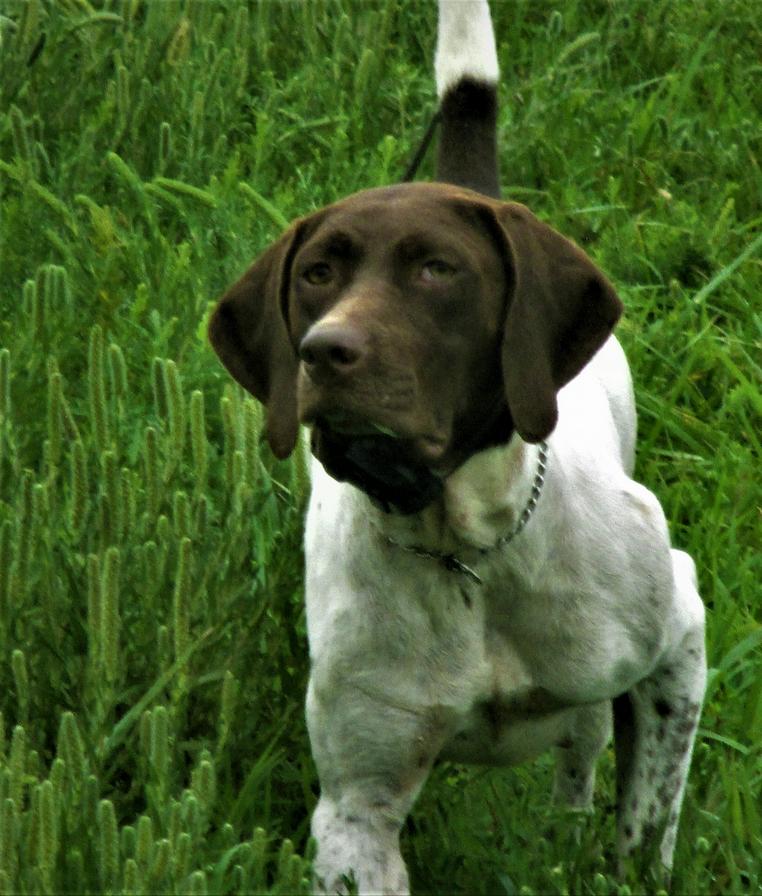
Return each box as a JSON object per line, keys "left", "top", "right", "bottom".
{"left": 317, "top": 411, "right": 402, "bottom": 439}
{"left": 311, "top": 423, "right": 444, "bottom": 515}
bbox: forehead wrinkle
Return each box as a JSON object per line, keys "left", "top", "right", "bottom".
{"left": 310, "top": 199, "right": 492, "bottom": 266}
{"left": 394, "top": 231, "right": 479, "bottom": 263}
{"left": 306, "top": 228, "right": 362, "bottom": 261}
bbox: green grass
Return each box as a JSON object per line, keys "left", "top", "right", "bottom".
{"left": 0, "top": 0, "right": 759, "bottom": 893}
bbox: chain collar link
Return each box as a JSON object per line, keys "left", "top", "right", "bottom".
{"left": 380, "top": 440, "right": 549, "bottom": 585}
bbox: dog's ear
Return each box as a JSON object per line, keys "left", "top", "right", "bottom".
{"left": 208, "top": 221, "right": 309, "bottom": 458}
{"left": 487, "top": 201, "right": 623, "bottom": 442}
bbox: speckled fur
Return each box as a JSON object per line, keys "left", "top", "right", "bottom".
{"left": 306, "top": 337, "right": 706, "bottom": 894}
{"left": 298, "top": 3, "right": 706, "bottom": 893}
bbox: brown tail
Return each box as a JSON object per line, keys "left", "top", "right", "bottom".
{"left": 434, "top": 0, "right": 500, "bottom": 198}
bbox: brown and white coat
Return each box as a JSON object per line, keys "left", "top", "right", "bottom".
{"left": 208, "top": 2, "right": 706, "bottom": 893}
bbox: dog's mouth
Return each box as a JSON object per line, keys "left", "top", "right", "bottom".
{"left": 317, "top": 411, "right": 402, "bottom": 440}
{"left": 310, "top": 413, "right": 446, "bottom": 515}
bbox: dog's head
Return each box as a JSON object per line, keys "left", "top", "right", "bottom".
{"left": 209, "top": 183, "right": 622, "bottom": 513}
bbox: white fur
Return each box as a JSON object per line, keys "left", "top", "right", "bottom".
{"left": 435, "top": 0, "right": 499, "bottom": 97}
{"left": 305, "top": 337, "right": 705, "bottom": 894}
{"left": 299, "top": 4, "right": 704, "bottom": 892}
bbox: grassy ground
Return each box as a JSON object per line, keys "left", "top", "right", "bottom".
{"left": 0, "top": 0, "right": 759, "bottom": 893}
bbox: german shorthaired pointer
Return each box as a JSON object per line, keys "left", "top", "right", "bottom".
{"left": 209, "top": 2, "right": 706, "bottom": 892}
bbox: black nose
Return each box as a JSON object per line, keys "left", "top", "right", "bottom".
{"left": 299, "top": 323, "right": 367, "bottom": 374}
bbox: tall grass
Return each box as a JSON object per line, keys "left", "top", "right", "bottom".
{"left": 0, "top": 1, "right": 759, "bottom": 893}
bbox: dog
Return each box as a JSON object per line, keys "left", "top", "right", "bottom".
{"left": 209, "top": 2, "right": 706, "bottom": 892}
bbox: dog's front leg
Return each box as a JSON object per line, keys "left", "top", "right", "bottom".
{"left": 307, "top": 671, "right": 445, "bottom": 895}
{"left": 613, "top": 549, "right": 706, "bottom": 881}
{"left": 310, "top": 791, "right": 408, "bottom": 896}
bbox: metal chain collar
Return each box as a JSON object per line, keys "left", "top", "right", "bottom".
{"left": 380, "top": 440, "right": 549, "bottom": 586}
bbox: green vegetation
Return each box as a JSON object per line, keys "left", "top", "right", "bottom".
{"left": 0, "top": 1, "right": 759, "bottom": 893}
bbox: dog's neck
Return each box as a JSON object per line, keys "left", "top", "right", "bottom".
{"left": 367, "top": 434, "right": 545, "bottom": 555}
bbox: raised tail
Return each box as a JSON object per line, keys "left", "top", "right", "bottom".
{"left": 434, "top": 0, "right": 500, "bottom": 198}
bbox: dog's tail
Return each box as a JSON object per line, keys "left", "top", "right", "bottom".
{"left": 434, "top": 0, "right": 500, "bottom": 198}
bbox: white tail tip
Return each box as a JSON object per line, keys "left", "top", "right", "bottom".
{"left": 435, "top": 0, "right": 499, "bottom": 98}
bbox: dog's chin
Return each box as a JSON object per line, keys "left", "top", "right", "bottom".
{"left": 310, "top": 422, "right": 444, "bottom": 515}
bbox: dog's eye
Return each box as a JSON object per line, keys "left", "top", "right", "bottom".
{"left": 420, "top": 259, "right": 456, "bottom": 282}
{"left": 303, "top": 262, "right": 333, "bottom": 285}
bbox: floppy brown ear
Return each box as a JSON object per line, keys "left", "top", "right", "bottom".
{"left": 208, "top": 224, "right": 306, "bottom": 458}
{"left": 491, "top": 201, "right": 623, "bottom": 442}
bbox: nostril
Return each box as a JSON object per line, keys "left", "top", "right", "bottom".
{"left": 328, "top": 344, "right": 360, "bottom": 367}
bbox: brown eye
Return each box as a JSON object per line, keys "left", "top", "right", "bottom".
{"left": 420, "top": 259, "right": 456, "bottom": 282}
{"left": 303, "top": 262, "right": 333, "bottom": 285}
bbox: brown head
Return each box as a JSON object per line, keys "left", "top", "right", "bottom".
{"left": 208, "top": 182, "right": 622, "bottom": 513}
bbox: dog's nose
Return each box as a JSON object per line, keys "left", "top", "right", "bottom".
{"left": 299, "top": 323, "right": 367, "bottom": 374}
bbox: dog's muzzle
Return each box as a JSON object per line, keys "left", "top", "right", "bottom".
{"left": 310, "top": 422, "right": 444, "bottom": 515}
{"left": 299, "top": 322, "right": 446, "bottom": 514}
